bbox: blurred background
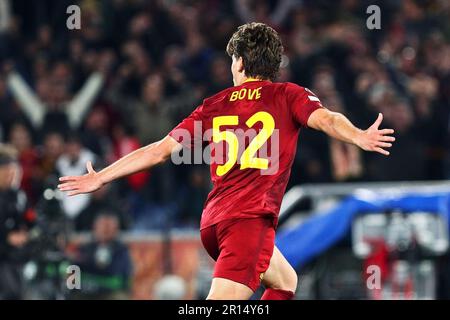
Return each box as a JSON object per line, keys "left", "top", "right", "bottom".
{"left": 0, "top": 0, "right": 449, "bottom": 300}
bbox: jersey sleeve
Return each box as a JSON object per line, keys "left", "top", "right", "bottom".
{"left": 168, "top": 105, "right": 205, "bottom": 149}
{"left": 285, "top": 83, "right": 324, "bottom": 128}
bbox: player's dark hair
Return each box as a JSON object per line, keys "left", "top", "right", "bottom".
{"left": 226, "top": 22, "right": 283, "bottom": 81}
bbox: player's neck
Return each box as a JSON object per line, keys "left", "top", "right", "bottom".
{"left": 243, "top": 77, "right": 264, "bottom": 83}
{"left": 237, "top": 77, "right": 270, "bottom": 86}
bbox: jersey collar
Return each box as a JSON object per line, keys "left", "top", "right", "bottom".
{"left": 242, "top": 78, "right": 271, "bottom": 84}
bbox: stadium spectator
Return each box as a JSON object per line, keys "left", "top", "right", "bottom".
{"left": 69, "top": 212, "right": 132, "bottom": 300}
{"left": 0, "top": 144, "right": 35, "bottom": 299}
{"left": 75, "top": 181, "right": 130, "bottom": 232}
{"left": 33, "top": 131, "right": 65, "bottom": 195}
{"left": 8, "top": 122, "right": 39, "bottom": 201}
{"left": 55, "top": 134, "right": 97, "bottom": 221}
{"left": 6, "top": 66, "right": 104, "bottom": 137}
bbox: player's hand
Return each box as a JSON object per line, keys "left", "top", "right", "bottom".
{"left": 356, "top": 113, "right": 395, "bottom": 156}
{"left": 57, "top": 161, "right": 103, "bottom": 196}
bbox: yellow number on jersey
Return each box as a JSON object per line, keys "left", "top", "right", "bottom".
{"left": 212, "top": 116, "right": 239, "bottom": 176}
{"left": 213, "top": 112, "right": 275, "bottom": 176}
{"left": 240, "top": 112, "right": 275, "bottom": 170}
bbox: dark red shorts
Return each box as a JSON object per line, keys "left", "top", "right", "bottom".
{"left": 200, "top": 217, "right": 275, "bottom": 292}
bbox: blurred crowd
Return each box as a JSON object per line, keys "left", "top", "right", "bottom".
{"left": 0, "top": 0, "right": 449, "bottom": 231}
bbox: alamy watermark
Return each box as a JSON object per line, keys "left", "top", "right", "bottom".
{"left": 366, "top": 265, "right": 381, "bottom": 290}
{"left": 66, "top": 265, "right": 81, "bottom": 290}
{"left": 366, "top": 5, "right": 381, "bottom": 30}
{"left": 66, "top": 5, "right": 81, "bottom": 30}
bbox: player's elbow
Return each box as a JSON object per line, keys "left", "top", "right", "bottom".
{"left": 158, "top": 150, "right": 172, "bottom": 164}
{"left": 143, "top": 142, "right": 171, "bottom": 166}
{"left": 316, "top": 111, "right": 340, "bottom": 133}
{"left": 153, "top": 148, "right": 170, "bottom": 165}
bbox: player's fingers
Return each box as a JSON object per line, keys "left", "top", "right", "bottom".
{"left": 86, "top": 161, "right": 94, "bottom": 174}
{"left": 376, "top": 142, "right": 392, "bottom": 148}
{"left": 67, "top": 190, "right": 81, "bottom": 196}
{"left": 59, "top": 176, "right": 78, "bottom": 182}
{"left": 379, "top": 136, "right": 395, "bottom": 142}
{"left": 57, "top": 181, "right": 74, "bottom": 188}
{"left": 57, "top": 184, "right": 69, "bottom": 191}
{"left": 372, "top": 113, "right": 383, "bottom": 129}
{"left": 379, "top": 128, "right": 394, "bottom": 135}
{"left": 374, "top": 147, "right": 390, "bottom": 156}
{"left": 58, "top": 183, "right": 78, "bottom": 191}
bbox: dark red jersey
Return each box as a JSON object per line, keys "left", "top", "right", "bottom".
{"left": 169, "top": 79, "right": 324, "bottom": 230}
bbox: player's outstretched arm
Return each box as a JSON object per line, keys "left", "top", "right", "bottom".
{"left": 307, "top": 108, "right": 395, "bottom": 156}
{"left": 58, "top": 135, "right": 181, "bottom": 196}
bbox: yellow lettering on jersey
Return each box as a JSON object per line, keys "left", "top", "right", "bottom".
{"left": 248, "top": 88, "right": 257, "bottom": 100}
{"left": 238, "top": 88, "right": 247, "bottom": 99}
{"left": 229, "top": 87, "right": 262, "bottom": 101}
{"left": 230, "top": 91, "right": 239, "bottom": 101}
{"left": 254, "top": 88, "right": 261, "bottom": 99}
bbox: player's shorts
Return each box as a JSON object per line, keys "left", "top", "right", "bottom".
{"left": 200, "top": 217, "right": 276, "bottom": 292}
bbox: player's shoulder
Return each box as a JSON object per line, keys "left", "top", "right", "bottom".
{"left": 282, "top": 82, "right": 307, "bottom": 92}
{"left": 202, "top": 87, "right": 236, "bottom": 107}
{"left": 282, "top": 82, "right": 317, "bottom": 102}
{"left": 253, "top": 81, "right": 308, "bottom": 99}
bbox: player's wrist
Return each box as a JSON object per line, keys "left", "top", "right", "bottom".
{"left": 96, "top": 171, "right": 108, "bottom": 187}
{"left": 353, "top": 129, "right": 366, "bottom": 148}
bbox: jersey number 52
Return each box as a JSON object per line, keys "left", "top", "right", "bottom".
{"left": 212, "top": 111, "right": 275, "bottom": 176}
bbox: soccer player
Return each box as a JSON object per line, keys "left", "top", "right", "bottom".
{"left": 58, "top": 23, "right": 395, "bottom": 300}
